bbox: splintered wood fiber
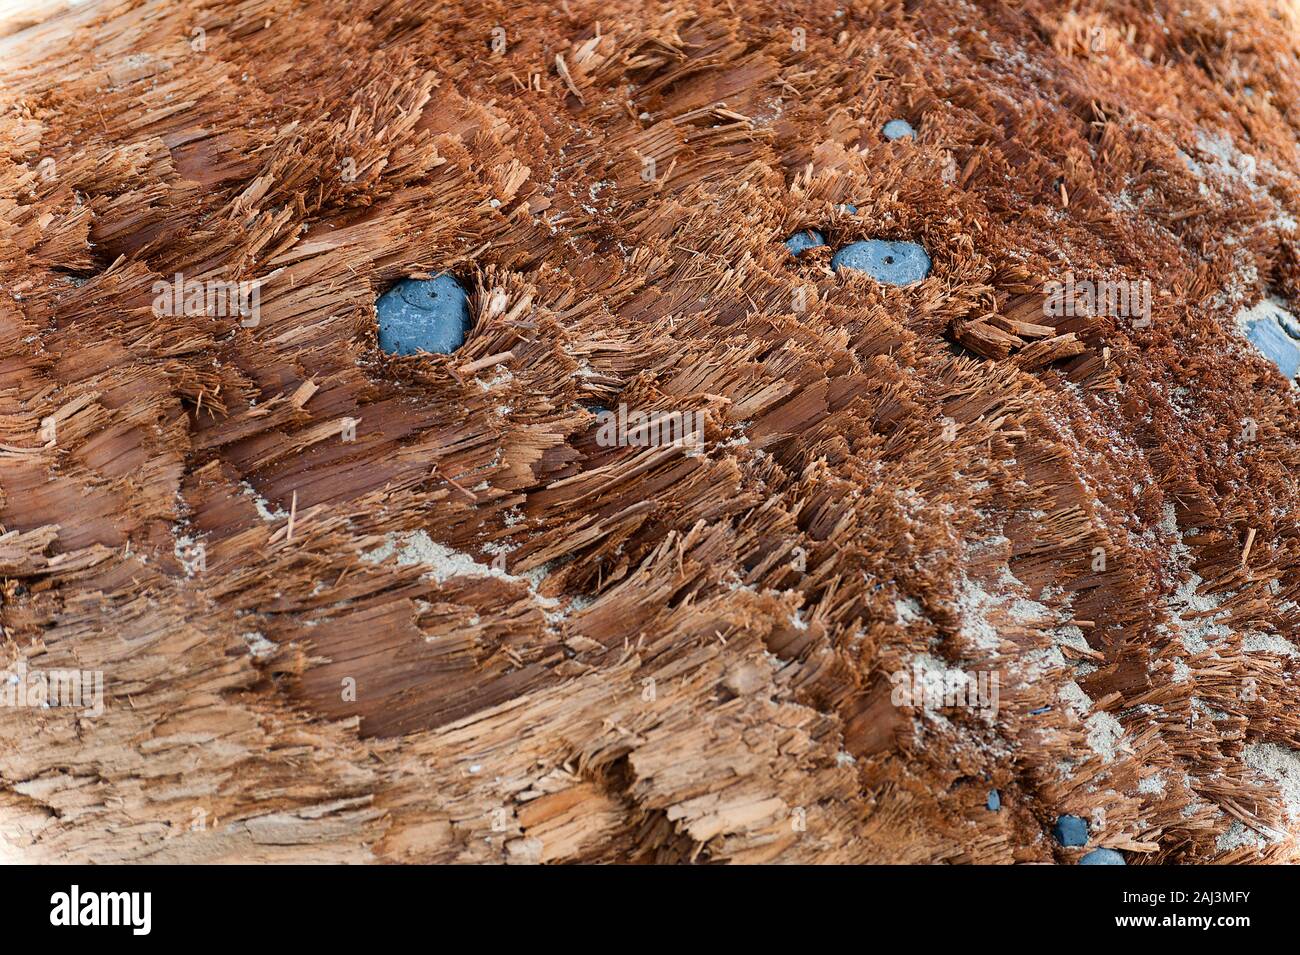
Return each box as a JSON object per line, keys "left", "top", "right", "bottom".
{"left": 3, "top": 0, "right": 1300, "bottom": 864}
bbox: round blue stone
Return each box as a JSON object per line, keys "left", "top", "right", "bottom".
{"left": 375, "top": 274, "right": 471, "bottom": 356}
{"left": 883, "top": 118, "right": 916, "bottom": 140}
{"left": 1079, "top": 848, "right": 1125, "bottom": 865}
{"left": 784, "top": 228, "right": 826, "bottom": 256}
{"left": 831, "top": 239, "right": 931, "bottom": 286}
{"left": 1053, "top": 814, "right": 1089, "bottom": 847}
{"left": 987, "top": 789, "right": 1001, "bottom": 812}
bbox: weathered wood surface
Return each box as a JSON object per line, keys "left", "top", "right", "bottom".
{"left": 3, "top": 0, "right": 1300, "bottom": 862}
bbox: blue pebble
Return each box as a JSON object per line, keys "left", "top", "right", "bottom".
{"left": 1079, "top": 848, "right": 1126, "bottom": 866}
{"left": 1246, "top": 316, "right": 1300, "bottom": 379}
{"left": 831, "top": 239, "right": 931, "bottom": 286}
{"left": 1053, "top": 814, "right": 1089, "bottom": 847}
{"left": 784, "top": 228, "right": 826, "bottom": 256}
{"left": 883, "top": 118, "right": 916, "bottom": 141}
{"left": 375, "top": 274, "right": 472, "bottom": 356}
{"left": 838, "top": 203, "right": 858, "bottom": 215}
{"left": 987, "top": 789, "right": 1000, "bottom": 812}
{"left": 1029, "top": 705, "right": 1052, "bottom": 715}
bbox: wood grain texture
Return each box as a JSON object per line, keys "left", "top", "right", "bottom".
{"left": 3, "top": 0, "right": 1300, "bottom": 863}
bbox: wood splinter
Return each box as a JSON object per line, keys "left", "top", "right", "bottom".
{"left": 433, "top": 464, "right": 479, "bottom": 503}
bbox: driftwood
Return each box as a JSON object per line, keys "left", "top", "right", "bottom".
{"left": 3, "top": 0, "right": 1300, "bottom": 863}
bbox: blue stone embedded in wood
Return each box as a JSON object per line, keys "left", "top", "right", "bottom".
{"left": 1053, "top": 814, "right": 1088, "bottom": 847}
{"left": 376, "top": 274, "right": 472, "bottom": 356}
{"left": 831, "top": 239, "right": 931, "bottom": 286}
{"left": 987, "top": 789, "right": 1001, "bottom": 812}
{"left": 1245, "top": 312, "right": 1300, "bottom": 379}
{"left": 883, "top": 118, "right": 916, "bottom": 140}
{"left": 785, "top": 228, "right": 826, "bottom": 256}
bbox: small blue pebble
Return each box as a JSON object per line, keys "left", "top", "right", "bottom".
{"left": 784, "top": 228, "right": 826, "bottom": 256}
{"left": 831, "top": 239, "right": 931, "bottom": 286}
{"left": 1079, "top": 848, "right": 1126, "bottom": 866}
{"left": 987, "top": 790, "right": 1000, "bottom": 812}
{"left": 1053, "top": 814, "right": 1089, "bottom": 847}
{"left": 883, "top": 118, "right": 916, "bottom": 141}
{"left": 1029, "top": 705, "right": 1051, "bottom": 715}
{"left": 376, "top": 274, "right": 472, "bottom": 356}
{"left": 838, "top": 203, "right": 858, "bottom": 215}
